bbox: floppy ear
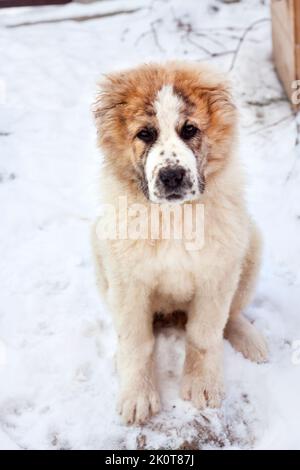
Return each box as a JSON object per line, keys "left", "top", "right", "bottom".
{"left": 92, "top": 73, "right": 131, "bottom": 157}
{"left": 92, "top": 73, "right": 127, "bottom": 129}
{"left": 206, "top": 82, "right": 237, "bottom": 127}
{"left": 197, "top": 78, "right": 238, "bottom": 175}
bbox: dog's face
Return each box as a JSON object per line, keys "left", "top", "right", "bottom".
{"left": 94, "top": 62, "right": 237, "bottom": 203}
{"left": 142, "top": 84, "right": 203, "bottom": 203}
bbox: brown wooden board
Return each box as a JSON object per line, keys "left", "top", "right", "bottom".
{"left": 0, "top": 0, "right": 71, "bottom": 7}
{"left": 271, "top": 0, "right": 300, "bottom": 109}
{"left": 295, "top": 0, "right": 300, "bottom": 85}
{"left": 272, "top": 12, "right": 296, "bottom": 99}
{"left": 294, "top": 0, "right": 300, "bottom": 42}
{"left": 272, "top": 0, "right": 295, "bottom": 40}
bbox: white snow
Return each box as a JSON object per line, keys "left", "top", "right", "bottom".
{"left": 0, "top": 0, "right": 300, "bottom": 450}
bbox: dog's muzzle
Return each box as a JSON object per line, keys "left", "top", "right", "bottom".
{"left": 156, "top": 165, "right": 193, "bottom": 201}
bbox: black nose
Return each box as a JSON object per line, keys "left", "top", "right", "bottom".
{"left": 159, "top": 167, "right": 186, "bottom": 190}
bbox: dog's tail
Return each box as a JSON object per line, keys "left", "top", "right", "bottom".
{"left": 224, "top": 315, "right": 268, "bottom": 363}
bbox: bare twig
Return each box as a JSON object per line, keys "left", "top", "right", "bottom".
{"left": 295, "top": 121, "right": 300, "bottom": 146}
{"left": 246, "top": 96, "right": 287, "bottom": 107}
{"left": 186, "top": 36, "right": 213, "bottom": 56}
{"left": 285, "top": 118, "right": 300, "bottom": 183}
{"left": 228, "top": 18, "right": 270, "bottom": 72}
{"left": 135, "top": 19, "right": 165, "bottom": 53}
{"left": 285, "top": 158, "right": 299, "bottom": 183}
{"left": 171, "top": 11, "right": 234, "bottom": 60}
{"left": 150, "top": 20, "right": 165, "bottom": 53}
{"left": 193, "top": 31, "right": 225, "bottom": 49}
{"left": 6, "top": 8, "right": 141, "bottom": 28}
{"left": 200, "top": 50, "right": 236, "bottom": 61}
{"left": 135, "top": 30, "right": 151, "bottom": 46}
{"left": 191, "top": 26, "right": 247, "bottom": 32}
{"left": 247, "top": 114, "right": 294, "bottom": 135}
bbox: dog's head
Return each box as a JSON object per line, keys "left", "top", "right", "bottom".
{"left": 94, "top": 61, "right": 237, "bottom": 203}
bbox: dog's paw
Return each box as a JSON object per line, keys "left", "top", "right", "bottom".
{"left": 117, "top": 386, "right": 160, "bottom": 425}
{"left": 225, "top": 316, "right": 268, "bottom": 364}
{"left": 180, "top": 371, "right": 224, "bottom": 409}
{"left": 231, "top": 331, "right": 268, "bottom": 363}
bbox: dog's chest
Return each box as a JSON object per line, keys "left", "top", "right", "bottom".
{"left": 145, "top": 240, "right": 196, "bottom": 301}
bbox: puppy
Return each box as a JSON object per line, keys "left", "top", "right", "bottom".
{"left": 92, "top": 61, "right": 268, "bottom": 425}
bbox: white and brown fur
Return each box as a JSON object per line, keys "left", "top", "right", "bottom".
{"left": 91, "top": 61, "right": 268, "bottom": 425}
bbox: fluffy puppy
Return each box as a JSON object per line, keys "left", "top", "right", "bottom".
{"left": 92, "top": 61, "right": 268, "bottom": 425}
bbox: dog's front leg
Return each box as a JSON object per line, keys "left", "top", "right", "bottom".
{"left": 181, "top": 276, "right": 238, "bottom": 409}
{"left": 110, "top": 282, "right": 160, "bottom": 425}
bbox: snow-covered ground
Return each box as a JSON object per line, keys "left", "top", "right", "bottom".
{"left": 0, "top": 0, "right": 299, "bottom": 450}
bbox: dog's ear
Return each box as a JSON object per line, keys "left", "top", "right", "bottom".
{"left": 180, "top": 67, "right": 238, "bottom": 173}
{"left": 92, "top": 73, "right": 127, "bottom": 129}
{"left": 205, "top": 82, "right": 237, "bottom": 126}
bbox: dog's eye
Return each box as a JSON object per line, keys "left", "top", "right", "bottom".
{"left": 180, "top": 123, "right": 198, "bottom": 140}
{"left": 136, "top": 128, "right": 157, "bottom": 144}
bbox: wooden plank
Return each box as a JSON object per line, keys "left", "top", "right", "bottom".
{"left": 271, "top": 0, "right": 300, "bottom": 108}
{"left": 295, "top": 44, "right": 300, "bottom": 81}
{"left": 294, "top": 1, "right": 300, "bottom": 87}
{"left": 272, "top": 6, "right": 296, "bottom": 103}
{"left": 271, "top": 0, "right": 295, "bottom": 42}
{"left": 0, "top": 0, "right": 71, "bottom": 7}
{"left": 294, "top": 0, "right": 300, "bottom": 44}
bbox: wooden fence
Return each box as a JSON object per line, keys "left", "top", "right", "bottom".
{"left": 271, "top": 0, "right": 300, "bottom": 108}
